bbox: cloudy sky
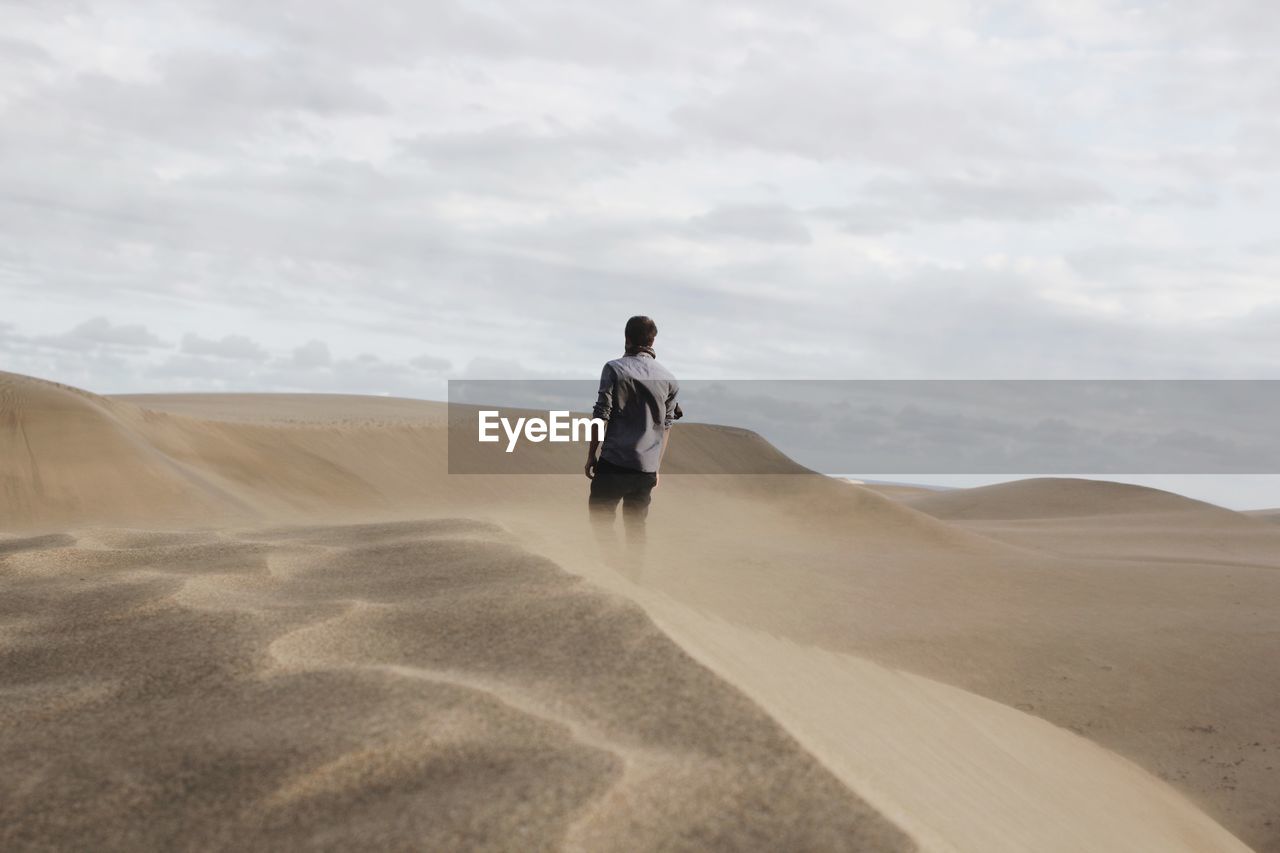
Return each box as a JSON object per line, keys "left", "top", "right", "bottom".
{"left": 3, "top": 1, "right": 1280, "bottom": 501}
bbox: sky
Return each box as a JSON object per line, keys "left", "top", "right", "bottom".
{"left": 3, "top": 0, "right": 1280, "bottom": 505}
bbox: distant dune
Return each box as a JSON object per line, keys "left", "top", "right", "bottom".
{"left": 902, "top": 476, "right": 1245, "bottom": 520}
{"left": 900, "top": 476, "right": 1280, "bottom": 570}
{"left": 1243, "top": 508, "right": 1280, "bottom": 525}
{"left": 3, "top": 370, "right": 1275, "bottom": 852}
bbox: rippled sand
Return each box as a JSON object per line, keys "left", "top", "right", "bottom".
{"left": 1, "top": 519, "right": 906, "bottom": 851}
{"left": 3, "top": 370, "right": 1275, "bottom": 851}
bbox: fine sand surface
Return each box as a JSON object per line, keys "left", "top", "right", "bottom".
{"left": 1244, "top": 508, "right": 1280, "bottom": 525}
{"left": 836, "top": 479, "right": 945, "bottom": 500}
{"left": 1, "top": 520, "right": 904, "bottom": 851}
{"left": 3, "top": 370, "right": 1276, "bottom": 851}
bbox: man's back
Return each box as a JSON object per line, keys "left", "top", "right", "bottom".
{"left": 592, "top": 352, "right": 679, "bottom": 473}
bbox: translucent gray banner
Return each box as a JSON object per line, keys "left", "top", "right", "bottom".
{"left": 447, "top": 380, "right": 1280, "bottom": 474}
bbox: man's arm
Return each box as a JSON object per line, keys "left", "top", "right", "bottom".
{"left": 585, "top": 432, "right": 604, "bottom": 479}
{"left": 654, "top": 381, "right": 679, "bottom": 487}
{"left": 653, "top": 428, "right": 671, "bottom": 488}
{"left": 586, "top": 364, "right": 615, "bottom": 479}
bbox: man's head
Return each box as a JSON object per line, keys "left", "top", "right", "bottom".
{"left": 624, "top": 315, "right": 658, "bottom": 347}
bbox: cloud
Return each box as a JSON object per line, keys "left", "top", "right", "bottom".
{"left": 181, "top": 333, "right": 269, "bottom": 361}
{"left": 28, "top": 54, "right": 387, "bottom": 161}
{"left": 411, "top": 354, "right": 451, "bottom": 372}
{"left": 672, "top": 54, "right": 1058, "bottom": 170}
{"left": 818, "top": 173, "right": 1113, "bottom": 234}
{"left": 460, "top": 357, "right": 565, "bottom": 380}
{"left": 0, "top": 35, "right": 52, "bottom": 67}
{"left": 208, "top": 0, "right": 772, "bottom": 71}
{"left": 150, "top": 353, "right": 249, "bottom": 382}
{"left": 3, "top": 0, "right": 1280, "bottom": 410}
{"left": 687, "top": 203, "right": 812, "bottom": 244}
{"left": 289, "top": 340, "right": 332, "bottom": 368}
{"left": 398, "top": 120, "right": 680, "bottom": 196}
{"left": 40, "top": 317, "right": 167, "bottom": 351}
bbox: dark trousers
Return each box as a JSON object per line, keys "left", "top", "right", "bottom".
{"left": 589, "top": 457, "right": 657, "bottom": 544}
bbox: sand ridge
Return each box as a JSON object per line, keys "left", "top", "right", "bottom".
{"left": 1, "top": 519, "right": 907, "bottom": 851}
{"left": 3, "top": 371, "right": 1277, "bottom": 850}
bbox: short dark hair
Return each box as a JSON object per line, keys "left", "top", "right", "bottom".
{"left": 624, "top": 315, "right": 657, "bottom": 346}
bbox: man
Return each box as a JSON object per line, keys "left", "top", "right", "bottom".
{"left": 585, "top": 315, "right": 680, "bottom": 544}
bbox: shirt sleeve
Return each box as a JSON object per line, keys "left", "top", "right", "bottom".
{"left": 592, "top": 363, "right": 615, "bottom": 422}
{"left": 663, "top": 380, "right": 679, "bottom": 429}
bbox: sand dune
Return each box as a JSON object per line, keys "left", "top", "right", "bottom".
{"left": 0, "top": 374, "right": 240, "bottom": 527}
{"left": 844, "top": 481, "right": 944, "bottom": 500}
{"left": 646, "top": 598, "right": 1247, "bottom": 853}
{"left": 3, "top": 370, "right": 1275, "bottom": 851}
{"left": 903, "top": 476, "right": 1280, "bottom": 565}
{"left": 903, "top": 476, "right": 1246, "bottom": 520}
{"left": 1243, "top": 508, "right": 1280, "bottom": 525}
{"left": 1, "top": 520, "right": 905, "bottom": 850}
{"left": 533, "top": 493, "right": 1278, "bottom": 852}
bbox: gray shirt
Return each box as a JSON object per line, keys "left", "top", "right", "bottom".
{"left": 592, "top": 353, "right": 679, "bottom": 473}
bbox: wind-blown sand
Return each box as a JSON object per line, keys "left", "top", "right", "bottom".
{"left": 2, "top": 370, "right": 1275, "bottom": 851}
